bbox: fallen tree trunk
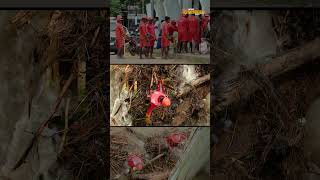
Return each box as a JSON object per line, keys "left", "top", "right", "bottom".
{"left": 215, "top": 38, "right": 320, "bottom": 111}
{"left": 178, "top": 74, "right": 210, "bottom": 97}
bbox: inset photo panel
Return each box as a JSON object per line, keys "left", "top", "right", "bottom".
{"left": 110, "top": 65, "right": 210, "bottom": 126}
{"left": 110, "top": 127, "right": 210, "bottom": 179}
{"left": 110, "top": 0, "right": 210, "bottom": 64}
{"left": 212, "top": 9, "right": 320, "bottom": 179}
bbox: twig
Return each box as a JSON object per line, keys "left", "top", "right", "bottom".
{"left": 177, "top": 74, "right": 210, "bottom": 97}
{"left": 59, "top": 97, "right": 70, "bottom": 154}
{"left": 12, "top": 71, "right": 75, "bottom": 171}
{"left": 144, "top": 153, "right": 165, "bottom": 167}
{"left": 90, "top": 26, "right": 100, "bottom": 47}
{"left": 227, "top": 117, "right": 238, "bottom": 152}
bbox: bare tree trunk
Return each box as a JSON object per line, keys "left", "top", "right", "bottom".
{"left": 215, "top": 38, "right": 320, "bottom": 111}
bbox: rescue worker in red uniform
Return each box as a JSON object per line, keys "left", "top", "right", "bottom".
{"left": 188, "top": 14, "right": 200, "bottom": 53}
{"left": 161, "top": 16, "right": 171, "bottom": 59}
{"left": 115, "top": 15, "right": 125, "bottom": 58}
{"left": 168, "top": 20, "right": 178, "bottom": 53}
{"left": 177, "top": 14, "right": 189, "bottom": 53}
{"left": 139, "top": 15, "right": 148, "bottom": 59}
{"left": 146, "top": 17, "right": 156, "bottom": 58}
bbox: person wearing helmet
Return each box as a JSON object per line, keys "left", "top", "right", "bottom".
{"left": 115, "top": 15, "right": 125, "bottom": 58}
{"left": 188, "top": 14, "right": 200, "bottom": 53}
{"left": 177, "top": 13, "right": 189, "bottom": 53}
{"left": 161, "top": 16, "right": 171, "bottom": 59}
{"left": 147, "top": 17, "right": 156, "bottom": 58}
{"left": 168, "top": 20, "right": 178, "bottom": 53}
{"left": 139, "top": 15, "right": 148, "bottom": 59}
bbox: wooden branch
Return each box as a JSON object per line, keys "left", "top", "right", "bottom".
{"left": 215, "top": 38, "right": 320, "bottom": 111}
{"left": 12, "top": 71, "right": 75, "bottom": 171}
{"left": 144, "top": 153, "right": 165, "bottom": 167}
{"left": 177, "top": 74, "right": 210, "bottom": 97}
{"left": 59, "top": 97, "right": 70, "bottom": 154}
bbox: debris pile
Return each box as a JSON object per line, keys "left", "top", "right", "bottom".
{"left": 12, "top": 10, "right": 108, "bottom": 179}
{"left": 212, "top": 9, "right": 320, "bottom": 179}
{"left": 110, "top": 135, "right": 128, "bottom": 177}
{"left": 110, "top": 65, "right": 210, "bottom": 126}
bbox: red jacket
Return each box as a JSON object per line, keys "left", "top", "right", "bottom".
{"left": 115, "top": 22, "right": 125, "bottom": 48}
{"left": 188, "top": 16, "right": 200, "bottom": 42}
{"left": 161, "top": 21, "right": 170, "bottom": 47}
{"left": 177, "top": 16, "right": 189, "bottom": 42}
{"left": 139, "top": 21, "right": 148, "bottom": 47}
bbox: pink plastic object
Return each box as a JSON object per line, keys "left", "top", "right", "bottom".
{"left": 127, "top": 154, "right": 143, "bottom": 171}
{"left": 146, "top": 80, "right": 171, "bottom": 120}
{"left": 166, "top": 133, "right": 187, "bottom": 149}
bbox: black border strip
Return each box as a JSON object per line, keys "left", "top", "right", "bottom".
{"left": 0, "top": 0, "right": 109, "bottom": 8}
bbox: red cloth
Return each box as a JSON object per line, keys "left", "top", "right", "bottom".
{"left": 139, "top": 21, "right": 148, "bottom": 47}
{"left": 188, "top": 16, "right": 200, "bottom": 43}
{"left": 168, "top": 23, "right": 178, "bottom": 42}
{"left": 177, "top": 16, "right": 189, "bottom": 42}
{"left": 166, "top": 133, "right": 187, "bottom": 149}
{"left": 168, "top": 24, "right": 178, "bottom": 35}
{"left": 147, "top": 23, "right": 156, "bottom": 47}
{"left": 115, "top": 22, "right": 125, "bottom": 49}
{"left": 161, "top": 21, "right": 170, "bottom": 48}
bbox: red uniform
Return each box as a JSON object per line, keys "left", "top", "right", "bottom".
{"left": 115, "top": 22, "right": 125, "bottom": 49}
{"left": 177, "top": 16, "right": 189, "bottom": 42}
{"left": 188, "top": 15, "right": 200, "bottom": 43}
{"left": 168, "top": 22, "right": 178, "bottom": 42}
{"left": 139, "top": 21, "right": 148, "bottom": 48}
{"left": 161, "top": 21, "right": 170, "bottom": 48}
{"left": 147, "top": 23, "right": 156, "bottom": 47}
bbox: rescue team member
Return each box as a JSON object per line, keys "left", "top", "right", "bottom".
{"left": 139, "top": 15, "right": 149, "bottom": 59}
{"left": 188, "top": 14, "right": 200, "bottom": 53}
{"left": 168, "top": 20, "right": 178, "bottom": 53}
{"left": 161, "top": 16, "right": 171, "bottom": 59}
{"left": 115, "top": 15, "right": 125, "bottom": 58}
{"left": 147, "top": 17, "right": 156, "bottom": 59}
{"left": 177, "top": 13, "right": 189, "bottom": 53}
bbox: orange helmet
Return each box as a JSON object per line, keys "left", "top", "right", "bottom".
{"left": 162, "top": 97, "right": 171, "bottom": 107}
